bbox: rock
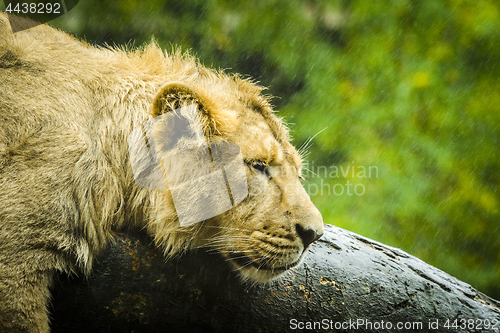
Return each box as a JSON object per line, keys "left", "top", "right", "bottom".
{"left": 50, "top": 224, "right": 500, "bottom": 332}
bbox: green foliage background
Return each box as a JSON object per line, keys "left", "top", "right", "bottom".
{"left": 4, "top": 0, "right": 498, "bottom": 299}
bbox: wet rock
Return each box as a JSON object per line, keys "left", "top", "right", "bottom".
{"left": 51, "top": 224, "right": 500, "bottom": 332}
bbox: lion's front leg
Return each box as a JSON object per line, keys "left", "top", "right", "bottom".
{"left": 0, "top": 260, "right": 54, "bottom": 333}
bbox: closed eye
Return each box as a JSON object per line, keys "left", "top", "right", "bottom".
{"left": 249, "top": 160, "right": 272, "bottom": 179}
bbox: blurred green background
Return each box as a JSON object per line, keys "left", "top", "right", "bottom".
{"left": 4, "top": 0, "right": 499, "bottom": 299}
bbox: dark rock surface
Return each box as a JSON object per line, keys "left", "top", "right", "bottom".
{"left": 51, "top": 224, "right": 500, "bottom": 332}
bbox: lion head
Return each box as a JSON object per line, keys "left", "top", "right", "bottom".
{"left": 140, "top": 76, "right": 323, "bottom": 283}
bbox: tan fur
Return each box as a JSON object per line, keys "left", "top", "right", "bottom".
{"left": 0, "top": 14, "right": 323, "bottom": 332}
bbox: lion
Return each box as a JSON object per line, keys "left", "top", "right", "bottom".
{"left": 0, "top": 13, "right": 323, "bottom": 332}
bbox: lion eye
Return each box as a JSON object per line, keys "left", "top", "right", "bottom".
{"left": 251, "top": 160, "right": 272, "bottom": 179}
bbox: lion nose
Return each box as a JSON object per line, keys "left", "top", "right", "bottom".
{"left": 295, "top": 223, "right": 323, "bottom": 249}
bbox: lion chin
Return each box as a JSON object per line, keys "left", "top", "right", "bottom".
{"left": 226, "top": 251, "right": 304, "bottom": 283}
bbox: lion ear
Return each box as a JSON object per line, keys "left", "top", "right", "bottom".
{"left": 150, "top": 82, "right": 237, "bottom": 136}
